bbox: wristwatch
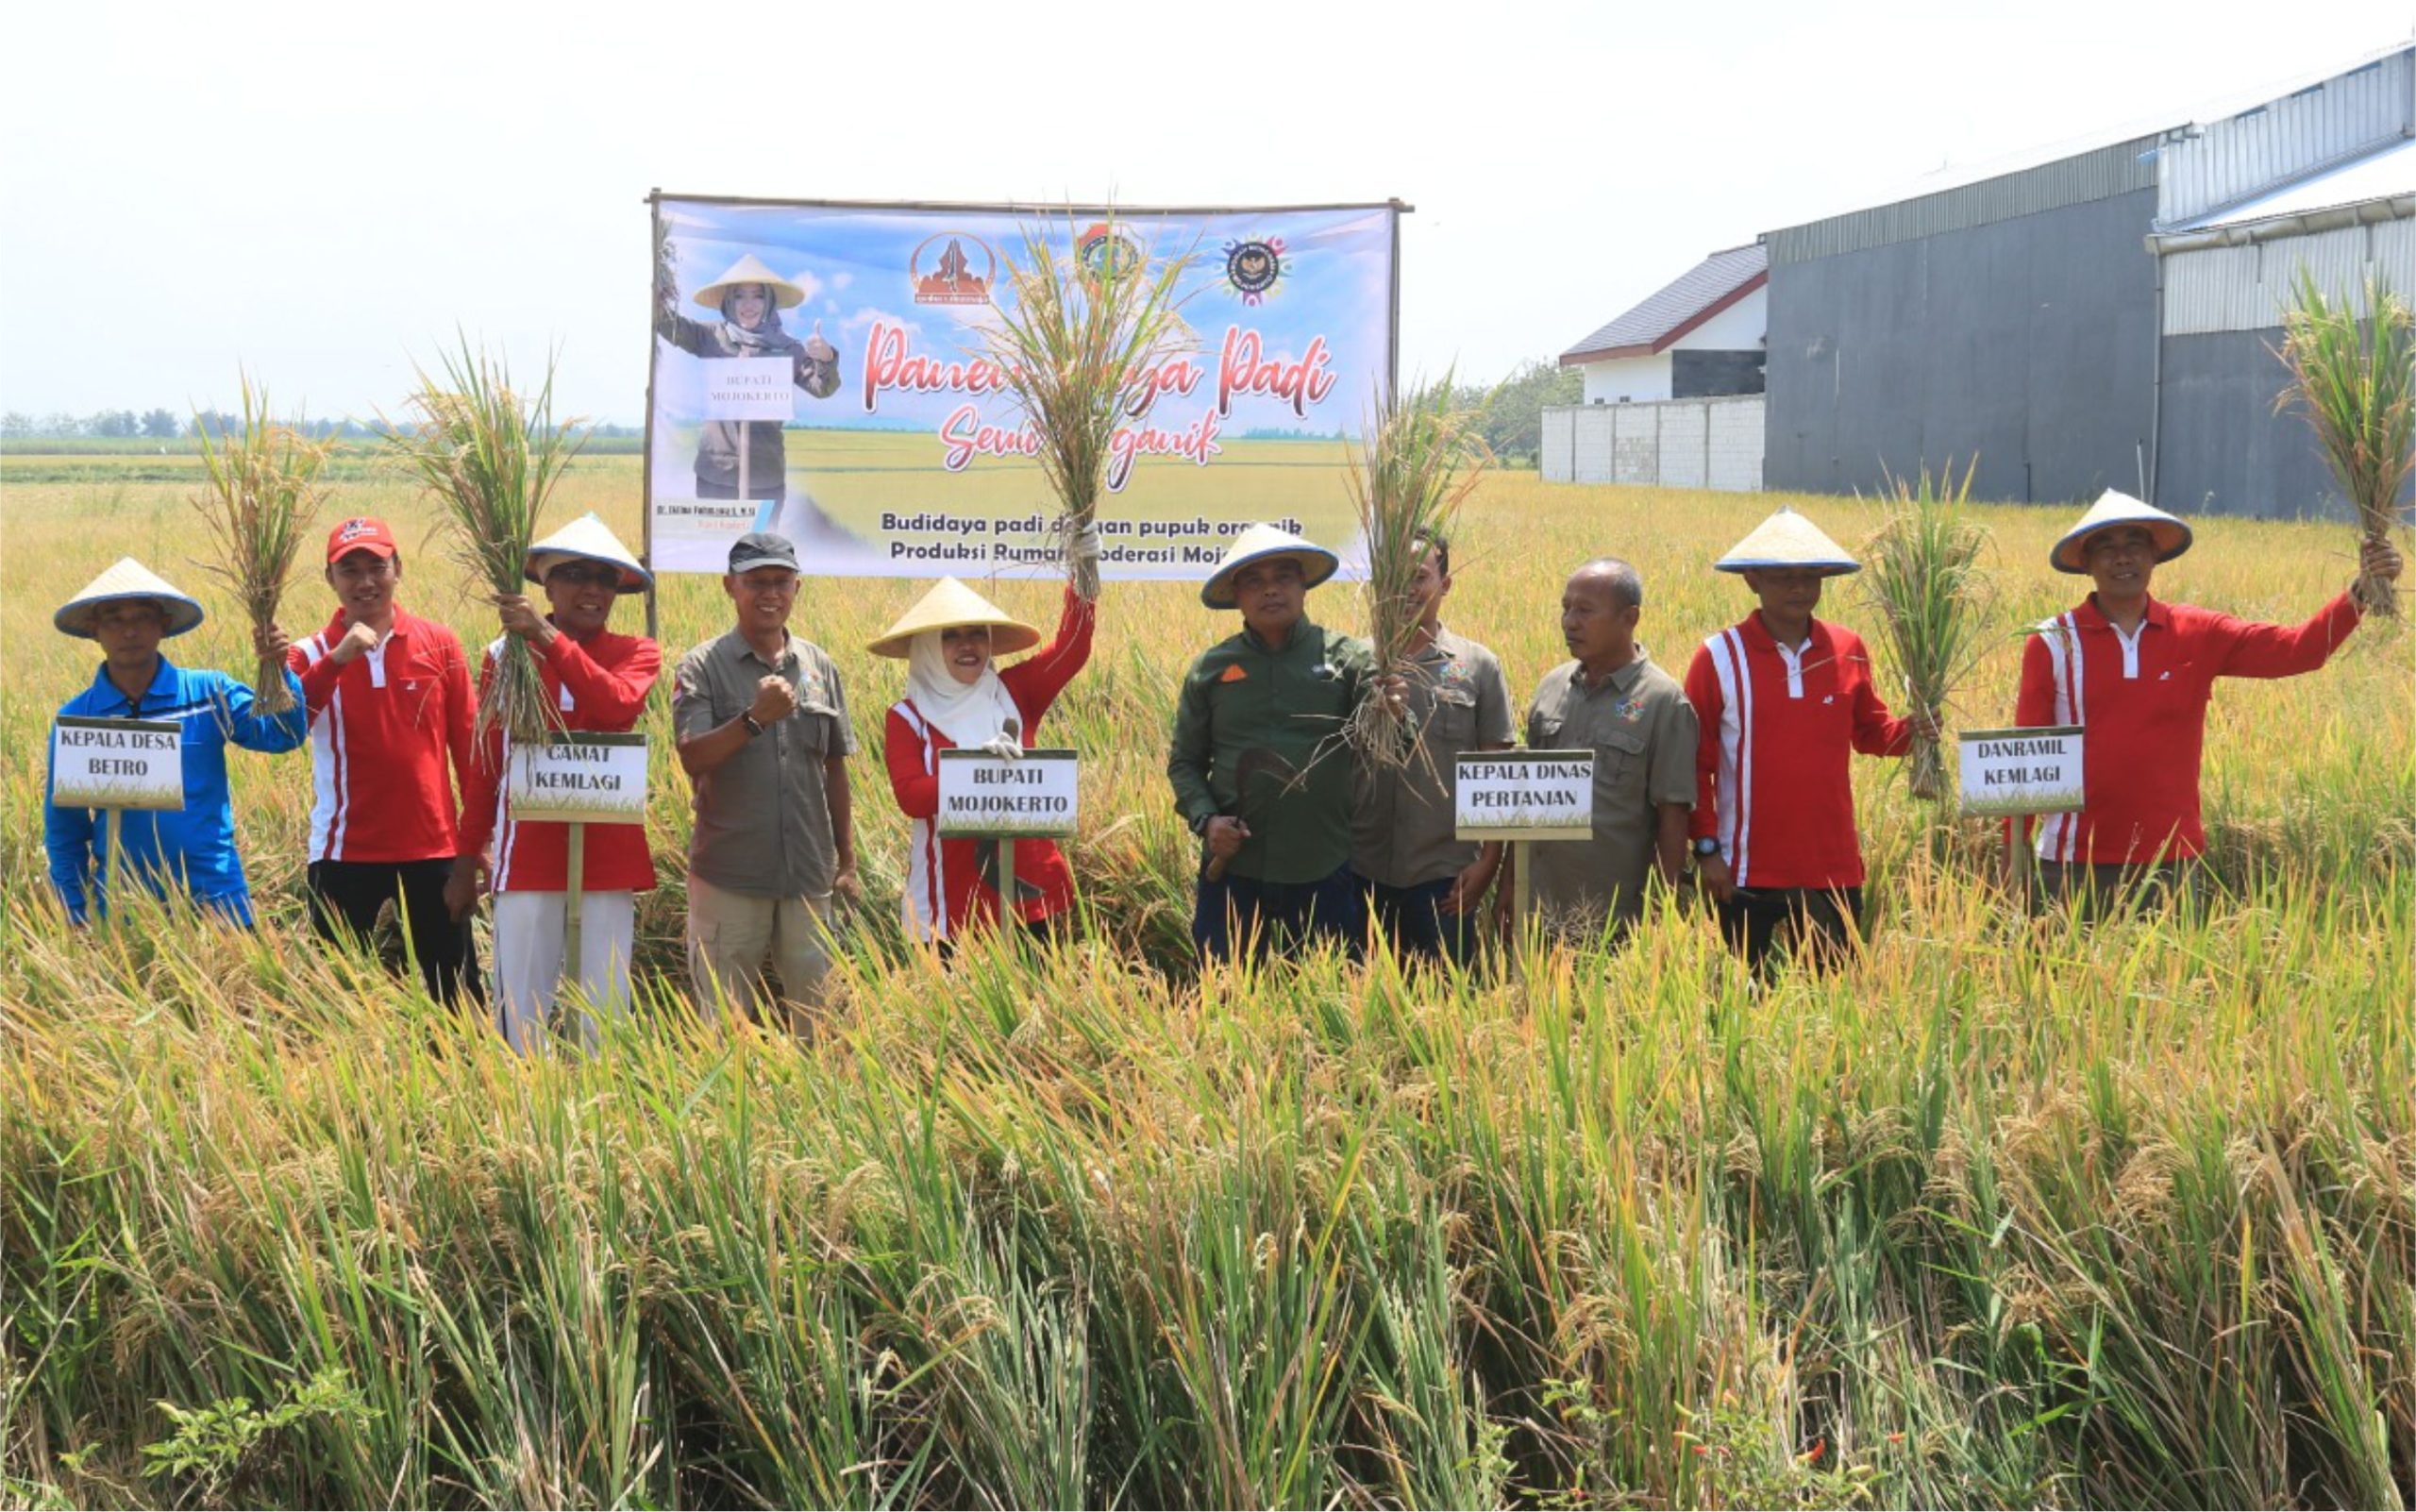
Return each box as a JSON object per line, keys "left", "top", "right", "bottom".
{"left": 1693, "top": 836, "right": 1720, "bottom": 858}
{"left": 742, "top": 713, "right": 765, "bottom": 737}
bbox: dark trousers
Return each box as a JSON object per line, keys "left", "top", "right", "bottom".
{"left": 1362, "top": 876, "right": 1478, "bottom": 966}
{"left": 309, "top": 858, "right": 483, "bottom": 1005}
{"left": 1716, "top": 885, "right": 1863, "bottom": 976}
{"left": 2038, "top": 860, "right": 2199, "bottom": 916}
{"left": 1193, "top": 864, "right": 1364, "bottom": 965}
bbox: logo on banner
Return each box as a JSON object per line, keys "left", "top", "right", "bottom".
{"left": 1222, "top": 237, "right": 1289, "bottom": 305}
{"left": 910, "top": 233, "right": 995, "bottom": 306}
{"left": 1077, "top": 223, "right": 1143, "bottom": 283}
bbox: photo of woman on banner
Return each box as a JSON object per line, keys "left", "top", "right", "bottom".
{"left": 654, "top": 251, "right": 842, "bottom": 538}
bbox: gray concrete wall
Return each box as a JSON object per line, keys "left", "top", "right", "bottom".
{"left": 1541, "top": 396, "right": 1764, "bottom": 491}
{"left": 1765, "top": 187, "right": 2159, "bottom": 506}
{"left": 2156, "top": 328, "right": 2398, "bottom": 521}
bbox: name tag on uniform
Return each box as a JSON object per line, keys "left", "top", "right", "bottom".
{"left": 51, "top": 716, "right": 184, "bottom": 811}
{"left": 937, "top": 749, "right": 1079, "bottom": 838}
{"left": 509, "top": 732, "right": 650, "bottom": 824}
{"left": 1956, "top": 726, "right": 2084, "bottom": 816}
{"left": 1454, "top": 749, "right": 1594, "bottom": 841}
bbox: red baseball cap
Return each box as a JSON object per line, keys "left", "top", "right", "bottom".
{"left": 327, "top": 516, "right": 399, "bottom": 563}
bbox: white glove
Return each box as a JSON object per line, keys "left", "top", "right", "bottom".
{"left": 1070, "top": 522, "right": 1102, "bottom": 560}
{"left": 980, "top": 732, "right": 1023, "bottom": 761}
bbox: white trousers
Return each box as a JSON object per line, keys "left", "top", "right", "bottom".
{"left": 492, "top": 889, "right": 636, "bottom": 1053}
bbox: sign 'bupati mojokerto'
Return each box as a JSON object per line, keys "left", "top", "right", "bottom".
{"left": 1454, "top": 750, "right": 1596, "bottom": 843}
{"left": 646, "top": 195, "right": 1400, "bottom": 579}
{"left": 508, "top": 733, "right": 650, "bottom": 826}
{"left": 935, "top": 749, "right": 1080, "bottom": 839}
{"left": 1956, "top": 726, "right": 2085, "bottom": 817}
{"left": 50, "top": 717, "right": 185, "bottom": 812}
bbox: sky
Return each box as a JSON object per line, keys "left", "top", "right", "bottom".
{"left": 4, "top": 0, "right": 2413, "bottom": 426}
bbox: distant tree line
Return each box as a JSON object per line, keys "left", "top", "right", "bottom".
{"left": 1451, "top": 360, "right": 1582, "bottom": 468}
{"left": 0, "top": 411, "right": 646, "bottom": 442}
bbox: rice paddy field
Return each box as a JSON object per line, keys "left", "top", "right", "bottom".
{"left": 2, "top": 450, "right": 2410, "bottom": 1509}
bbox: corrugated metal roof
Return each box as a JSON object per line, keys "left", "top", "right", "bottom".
{"left": 2175, "top": 134, "right": 2416, "bottom": 230}
{"left": 1764, "top": 140, "right": 2158, "bottom": 263}
{"left": 1558, "top": 244, "right": 1767, "bottom": 362}
{"left": 2158, "top": 49, "right": 2414, "bottom": 226}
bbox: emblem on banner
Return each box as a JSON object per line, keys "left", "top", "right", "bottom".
{"left": 910, "top": 233, "right": 996, "bottom": 306}
{"left": 1077, "top": 223, "right": 1143, "bottom": 283}
{"left": 1221, "top": 237, "right": 1289, "bottom": 305}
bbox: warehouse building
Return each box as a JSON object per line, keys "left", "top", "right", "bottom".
{"left": 1761, "top": 44, "right": 2414, "bottom": 518}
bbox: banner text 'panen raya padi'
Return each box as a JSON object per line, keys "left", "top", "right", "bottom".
{"left": 646, "top": 197, "right": 1397, "bottom": 580}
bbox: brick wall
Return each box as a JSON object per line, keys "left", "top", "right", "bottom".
{"left": 1540, "top": 396, "right": 1765, "bottom": 492}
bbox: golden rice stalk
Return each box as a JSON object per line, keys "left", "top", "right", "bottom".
{"left": 383, "top": 338, "right": 580, "bottom": 753}
{"left": 190, "top": 375, "right": 332, "bottom": 715}
{"left": 2276, "top": 270, "right": 2412, "bottom": 618}
{"left": 977, "top": 212, "right": 1196, "bottom": 600}
{"left": 1346, "top": 374, "right": 1489, "bottom": 768}
{"left": 1859, "top": 461, "right": 1993, "bottom": 802}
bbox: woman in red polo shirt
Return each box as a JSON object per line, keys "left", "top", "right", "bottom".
{"left": 872, "top": 576, "right": 1096, "bottom": 947}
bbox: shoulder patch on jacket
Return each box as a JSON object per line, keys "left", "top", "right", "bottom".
{"left": 1218, "top": 664, "right": 1249, "bottom": 683}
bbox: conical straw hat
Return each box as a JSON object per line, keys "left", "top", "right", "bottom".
{"left": 867, "top": 578, "right": 1041, "bottom": 659}
{"left": 1715, "top": 507, "right": 1860, "bottom": 577}
{"left": 54, "top": 557, "right": 206, "bottom": 638}
{"left": 1200, "top": 523, "right": 1341, "bottom": 609}
{"left": 692, "top": 254, "right": 807, "bottom": 312}
{"left": 526, "top": 512, "right": 653, "bottom": 591}
{"left": 2049, "top": 490, "right": 2192, "bottom": 574}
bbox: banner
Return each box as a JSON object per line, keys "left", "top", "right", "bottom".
{"left": 646, "top": 195, "right": 1399, "bottom": 579}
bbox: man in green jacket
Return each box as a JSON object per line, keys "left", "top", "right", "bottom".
{"left": 1168, "top": 524, "right": 1401, "bottom": 963}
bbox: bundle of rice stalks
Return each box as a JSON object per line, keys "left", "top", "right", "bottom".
{"left": 189, "top": 376, "right": 331, "bottom": 714}
{"left": 1346, "top": 375, "right": 1488, "bottom": 766}
{"left": 977, "top": 213, "right": 1195, "bottom": 600}
{"left": 383, "top": 339, "right": 580, "bottom": 750}
{"left": 2276, "top": 270, "right": 2412, "bottom": 618}
{"left": 1859, "top": 462, "right": 1992, "bottom": 802}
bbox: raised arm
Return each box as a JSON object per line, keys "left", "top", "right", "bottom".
{"left": 1002, "top": 586, "right": 1098, "bottom": 734}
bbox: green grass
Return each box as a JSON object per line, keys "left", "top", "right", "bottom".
{"left": 3, "top": 461, "right": 2410, "bottom": 1508}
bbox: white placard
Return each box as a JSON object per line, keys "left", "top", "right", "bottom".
{"left": 1454, "top": 748, "right": 1595, "bottom": 842}
{"left": 698, "top": 356, "right": 797, "bottom": 423}
{"left": 508, "top": 732, "right": 649, "bottom": 824}
{"left": 1957, "top": 726, "right": 2085, "bottom": 817}
{"left": 51, "top": 717, "right": 184, "bottom": 811}
{"left": 936, "top": 748, "right": 1079, "bottom": 838}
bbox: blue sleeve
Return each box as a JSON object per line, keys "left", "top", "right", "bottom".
{"left": 222, "top": 669, "right": 309, "bottom": 754}
{"left": 43, "top": 738, "right": 93, "bottom": 924}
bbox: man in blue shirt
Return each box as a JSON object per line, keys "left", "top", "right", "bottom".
{"left": 44, "top": 558, "right": 306, "bottom": 926}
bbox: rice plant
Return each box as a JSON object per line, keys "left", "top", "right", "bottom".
{"left": 1859, "top": 461, "right": 1993, "bottom": 801}
{"left": 1345, "top": 374, "right": 1489, "bottom": 765}
{"left": 188, "top": 377, "right": 331, "bottom": 714}
{"left": 381, "top": 339, "right": 579, "bottom": 748}
{"left": 2276, "top": 269, "right": 2413, "bottom": 617}
{"left": 975, "top": 213, "right": 1195, "bottom": 601}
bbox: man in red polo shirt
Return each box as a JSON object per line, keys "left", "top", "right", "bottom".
{"left": 450, "top": 515, "right": 662, "bottom": 1051}
{"left": 280, "top": 517, "right": 481, "bottom": 1003}
{"left": 2015, "top": 490, "right": 2402, "bottom": 908}
{"left": 1684, "top": 507, "right": 1931, "bottom": 972}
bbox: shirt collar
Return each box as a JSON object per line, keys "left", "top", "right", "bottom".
{"left": 727, "top": 627, "right": 795, "bottom": 668}
{"left": 1737, "top": 613, "right": 1823, "bottom": 654}
{"left": 1574, "top": 646, "right": 1653, "bottom": 694}
{"left": 1240, "top": 617, "right": 1319, "bottom": 656}
{"left": 2075, "top": 595, "right": 2169, "bottom": 631}
{"left": 319, "top": 607, "right": 410, "bottom": 645}
{"left": 88, "top": 653, "right": 178, "bottom": 714}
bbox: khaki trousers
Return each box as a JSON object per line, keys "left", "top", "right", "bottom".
{"left": 685, "top": 873, "right": 834, "bottom": 1031}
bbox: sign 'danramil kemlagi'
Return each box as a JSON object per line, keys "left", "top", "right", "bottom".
{"left": 1956, "top": 726, "right": 2085, "bottom": 817}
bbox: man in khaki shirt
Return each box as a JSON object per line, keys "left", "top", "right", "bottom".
{"left": 1351, "top": 531, "right": 1515, "bottom": 963}
{"left": 672, "top": 532, "right": 861, "bottom": 1029}
{"left": 1518, "top": 559, "right": 1696, "bottom": 938}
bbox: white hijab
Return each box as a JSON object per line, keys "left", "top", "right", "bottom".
{"left": 903, "top": 630, "right": 1022, "bottom": 748}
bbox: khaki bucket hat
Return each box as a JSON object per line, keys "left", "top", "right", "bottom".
{"left": 55, "top": 557, "right": 207, "bottom": 638}
{"left": 1200, "top": 523, "right": 1341, "bottom": 609}
{"left": 868, "top": 578, "right": 1041, "bottom": 659}
{"left": 693, "top": 253, "right": 807, "bottom": 312}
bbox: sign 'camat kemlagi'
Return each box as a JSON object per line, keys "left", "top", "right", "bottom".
{"left": 50, "top": 717, "right": 185, "bottom": 811}
{"left": 646, "top": 194, "right": 1400, "bottom": 580}
{"left": 935, "top": 749, "right": 1079, "bottom": 839}
{"left": 507, "top": 733, "right": 650, "bottom": 825}
{"left": 1955, "top": 726, "right": 2085, "bottom": 817}
{"left": 1454, "top": 749, "right": 1596, "bottom": 843}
